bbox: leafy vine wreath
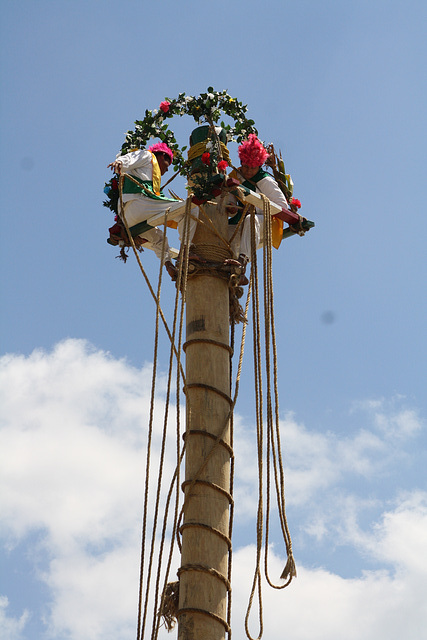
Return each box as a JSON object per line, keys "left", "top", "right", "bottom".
{"left": 104, "top": 87, "right": 300, "bottom": 217}
{"left": 104, "top": 87, "right": 259, "bottom": 212}
{"left": 122, "top": 88, "right": 258, "bottom": 169}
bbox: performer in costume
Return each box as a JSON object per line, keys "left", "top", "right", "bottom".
{"left": 108, "top": 143, "right": 182, "bottom": 279}
{"left": 228, "top": 134, "right": 290, "bottom": 270}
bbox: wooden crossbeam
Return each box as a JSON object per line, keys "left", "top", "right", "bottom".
{"left": 128, "top": 186, "right": 314, "bottom": 241}
{"left": 233, "top": 186, "right": 315, "bottom": 236}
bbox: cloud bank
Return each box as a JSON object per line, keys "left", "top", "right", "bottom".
{"left": 1, "top": 340, "right": 426, "bottom": 640}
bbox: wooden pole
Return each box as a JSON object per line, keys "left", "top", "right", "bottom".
{"left": 178, "top": 198, "right": 232, "bottom": 640}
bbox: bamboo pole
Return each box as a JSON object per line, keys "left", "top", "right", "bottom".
{"left": 178, "top": 198, "right": 231, "bottom": 640}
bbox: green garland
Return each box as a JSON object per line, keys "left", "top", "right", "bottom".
{"left": 104, "top": 88, "right": 258, "bottom": 211}
{"left": 121, "top": 87, "right": 258, "bottom": 171}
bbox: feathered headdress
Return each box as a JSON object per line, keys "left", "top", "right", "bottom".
{"left": 238, "top": 134, "right": 268, "bottom": 167}
{"left": 148, "top": 142, "right": 174, "bottom": 163}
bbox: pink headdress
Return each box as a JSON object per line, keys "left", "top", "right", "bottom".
{"left": 148, "top": 142, "right": 174, "bottom": 163}
{"left": 238, "top": 134, "right": 268, "bottom": 168}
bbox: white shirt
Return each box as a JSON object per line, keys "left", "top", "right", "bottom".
{"left": 116, "top": 149, "right": 155, "bottom": 204}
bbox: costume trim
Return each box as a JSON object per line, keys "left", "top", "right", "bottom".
{"left": 242, "top": 169, "right": 270, "bottom": 191}
{"left": 151, "top": 152, "right": 161, "bottom": 194}
{"left": 122, "top": 176, "right": 176, "bottom": 202}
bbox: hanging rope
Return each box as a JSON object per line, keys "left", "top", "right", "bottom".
{"left": 117, "top": 181, "right": 295, "bottom": 640}
{"left": 117, "top": 180, "right": 193, "bottom": 640}
{"left": 134, "top": 203, "right": 188, "bottom": 640}
{"left": 244, "top": 195, "right": 296, "bottom": 640}
{"left": 245, "top": 205, "right": 264, "bottom": 640}
{"left": 117, "top": 175, "right": 186, "bottom": 381}
{"left": 150, "top": 199, "right": 194, "bottom": 640}
{"left": 261, "top": 195, "right": 296, "bottom": 587}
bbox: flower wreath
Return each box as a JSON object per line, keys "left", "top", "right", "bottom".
{"left": 103, "top": 87, "right": 301, "bottom": 212}
{"left": 103, "top": 87, "right": 258, "bottom": 212}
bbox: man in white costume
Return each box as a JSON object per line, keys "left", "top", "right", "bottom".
{"left": 228, "top": 134, "right": 290, "bottom": 272}
{"left": 108, "top": 142, "right": 183, "bottom": 279}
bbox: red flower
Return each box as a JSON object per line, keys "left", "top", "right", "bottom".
{"left": 201, "top": 152, "right": 211, "bottom": 165}
{"left": 111, "top": 178, "right": 118, "bottom": 190}
{"left": 218, "top": 160, "right": 228, "bottom": 172}
{"left": 290, "top": 197, "right": 301, "bottom": 209}
{"left": 159, "top": 101, "right": 170, "bottom": 113}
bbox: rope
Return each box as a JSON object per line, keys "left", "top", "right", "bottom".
{"left": 245, "top": 207, "right": 264, "bottom": 640}
{"left": 244, "top": 195, "right": 296, "bottom": 640}
{"left": 151, "top": 198, "right": 194, "bottom": 640}
{"left": 195, "top": 202, "right": 234, "bottom": 256}
{"left": 120, "top": 183, "right": 191, "bottom": 640}
{"left": 117, "top": 176, "right": 186, "bottom": 383}
{"left": 181, "top": 478, "right": 234, "bottom": 505}
{"left": 179, "top": 522, "right": 232, "bottom": 549}
{"left": 131, "top": 197, "right": 173, "bottom": 640}
{"left": 183, "top": 338, "right": 234, "bottom": 355}
{"left": 187, "top": 140, "right": 230, "bottom": 164}
{"left": 176, "top": 348, "right": 246, "bottom": 551}
{"left": 174, "top": 255, "right": 252, "bottom": 640}
{"left": 191, "top": 243, "right": 231, "bottom": 263}
{"left": 136, "top": 199, "right": 190, "bottom": 640}
{"left": 118, "top": 183, "right": 240, "bottom": 640}
{"left": 261, "top": 194, "right": 296, "bottom": 588}
{"left": 178, "top": 608, "right": 231, "bottom": 633}
{"left": 228, "top": 202, "right": 252, "bottom": 247}
{"left": 228, "top": 283, "right": 251, "bottom": 637}
{"left": 117, "top": 176, "right": 295, "bottom": 640}
{"left": 178, "top": 564, "right": 231, "bottom": 592}
{"left": 157, "top": 581, "right": 179, "bottom": 631}
{"left": 136, "top": 221, "right": 169, "bottom": 640}
{"left": 184, "top": 382, "right": 233, "bottom": 406}
{"left": 183, "top": 429, "right": 234, "bottom": 457}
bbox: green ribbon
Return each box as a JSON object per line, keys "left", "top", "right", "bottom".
{"left": 123, "top": 176, "right": 176, "bottom": 202}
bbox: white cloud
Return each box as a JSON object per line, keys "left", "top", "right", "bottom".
{"left": 0, "top": 340, "right": 182, "bottom": 639}
{"left": 234, "top": 397, "right": 423, "bottom": 517}
{"left": 367, "top": 491, "right": 427, "bottom": 574}
{"left": 232, "top": 511, "right": 427, "bottom": 640}
{"left": 0, "top": 597, "right": 29, "bottom": 640}
{"left": 0, "top": 340, "right": 179, "bottom": 547}
{"left": 352, "top": 396, "right": 424, "bottom": 440}
{"left": 43, "top": 545, "right": 139, "bottom": 640}
{"left": 0, "top": 340, "right": 426, "bottom": 640}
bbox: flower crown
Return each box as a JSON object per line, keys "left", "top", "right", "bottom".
{"left": 148, "top": 142, "right": 174, "bottom": 163}
{"left": 238, "top": 134, "right": 269, "bottom": 168}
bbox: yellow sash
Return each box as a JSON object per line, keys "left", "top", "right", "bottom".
{"left": 271, "top": 217, "right": 283, "bottom": 249}
{"left": 151, "top": 152, "right": 177, "bottom": 228}
{"left": 150, "top": 153, "right": 161, "bottom": 195}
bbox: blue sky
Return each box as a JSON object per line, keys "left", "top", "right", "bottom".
{"left": 1, "top": 1, "right": 426, "bottom": 639}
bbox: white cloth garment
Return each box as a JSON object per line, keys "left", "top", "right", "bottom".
{"left": 229, "top": 171, "right": 289, "bottom": 260}
{"left": 117, "top": 148, "right": 200, "bottom": 260}
{"left": 116, "top": 149, "right": 183, "bottom": 263}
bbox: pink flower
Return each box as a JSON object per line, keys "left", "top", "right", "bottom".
{"left": 160, "top": 101, "right": 170, "bottom": 113}
{"left": 218, "top": 160, "right": 229, "bottom": 172}
{"left": 290, "top": 197, "right": 301, "bottom": 209}
{"left": 201, "top": 152, "right": 211, "bottom": 165}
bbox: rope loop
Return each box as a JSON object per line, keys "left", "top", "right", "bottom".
{"left": 178, "top": 607, "right": 231, "bottom": 634}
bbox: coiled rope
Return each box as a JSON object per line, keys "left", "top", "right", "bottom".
{"left": 187, "top": 140, "right": 230, "bottom": 165}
